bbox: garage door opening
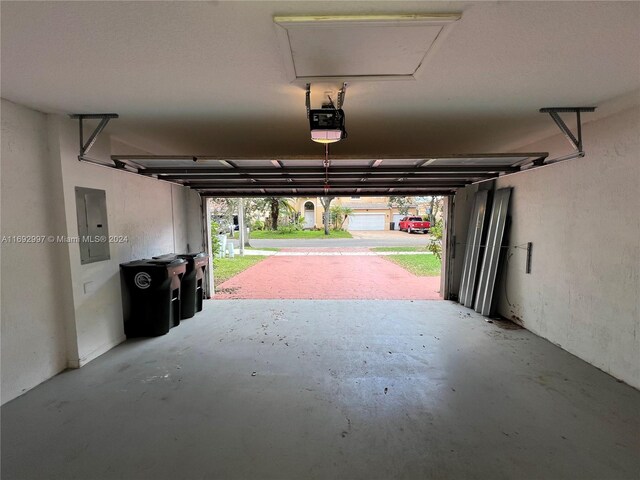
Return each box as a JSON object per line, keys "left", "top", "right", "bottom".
{"left": 205, "top": 196, "right": 445, "bottom": 300}
{"left": 101, "top": 152, "right": 544, "bottom": 302}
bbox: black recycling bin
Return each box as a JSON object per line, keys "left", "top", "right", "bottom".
{"left": 120, "top": 258, "right": 187, "bottom": 337}
{"left": 178, "top": 252, "right": 208, "bottom": 319}
{"left": 152, "top": 252, "right": 209, "bottom": 319}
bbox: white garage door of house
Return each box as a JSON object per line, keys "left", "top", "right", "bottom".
{"left": 348, "top": 214, "right": 386, "bottom": 231}
{"left": 392, "top": 214, "right": 404, "bottom": 230}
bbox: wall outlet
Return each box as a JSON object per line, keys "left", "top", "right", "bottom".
{"left": 83, "top": 281, "right": 95, "bottom": 294}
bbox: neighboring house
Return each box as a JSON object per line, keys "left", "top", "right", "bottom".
{"left": 294, "top": 196, "right": 419, "bottom": 231}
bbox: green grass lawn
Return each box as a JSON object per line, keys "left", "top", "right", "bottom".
{"left": 250, "top": 230, "right": 352, "bottom": 239}
{"left": 214, "top": 255, "right": 267, "bottom": 285}
{"left": 384, "top": 254, "right": 441, "bottom": 276}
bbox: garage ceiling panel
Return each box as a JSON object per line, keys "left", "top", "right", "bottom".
{"left": 130, "top": 158, "right": 232, "bottom": 169}
{"left": 274, "top": 14, "right": 460, "bottom": 81}
{"left": 286, "top": 25, "right": 440, "bottom": 77}
{"left": 279, "top": 159, "right": 323, "bottom": 167}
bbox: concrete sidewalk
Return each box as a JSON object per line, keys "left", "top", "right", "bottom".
{"left": 241, "top": 249, "right": 434, "bottom": 256}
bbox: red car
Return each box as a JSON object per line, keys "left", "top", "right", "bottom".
{"left": 398, "top": 216, "right": 431, "bottom": 234}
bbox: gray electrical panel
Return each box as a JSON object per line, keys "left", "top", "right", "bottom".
{"left": 75, "top": 187, "right": 110, "bottom": 264}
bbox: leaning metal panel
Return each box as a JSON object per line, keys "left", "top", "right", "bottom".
{"left": 458, "top": 190, "right": 489, "bottom": 307}
{"left": 474, "top": 188, "right": 512, "bottom": 316}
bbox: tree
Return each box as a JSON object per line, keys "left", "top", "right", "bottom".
{"left": 266, "top": 197, "right": 295, "bottom": 230}
{"left": 244, "top": 198, "right": 270, "bottom": 221}
{"left": 270, "top": 198, "right": 279, "bottom": 230}
{"left": 413, "top": 196, "right": 431, "bottom": 217}
{"left": 413, "top": 195, "right": 443, "bottom": 222}
{"left": 319, "top": 196, "right": 335, "bottom": 235}
{"left": 388, "top": 196, "right": 413, "bottom": 215}
{"left": 428, "top": 196, "right": 444, "bottom": 224}
{"left": 209, "top": 198, "right": 238, "bottom": 233}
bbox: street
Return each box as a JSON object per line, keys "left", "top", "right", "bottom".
{"left": 232, "top": 230, "right": 434, "bottom": 248}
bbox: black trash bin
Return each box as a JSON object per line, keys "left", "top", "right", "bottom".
{"left": 177, "top": 253, "right": 208, "bottom": 319}
{"left": 120, "top": 258, "right": 187, "bottom": 337}
{"left": 152, "top": 252, "right": 209, "bottom": 319}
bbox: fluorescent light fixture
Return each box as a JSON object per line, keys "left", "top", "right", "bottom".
{"left": 273, "top": 14, "right": 461, "bottom": 26}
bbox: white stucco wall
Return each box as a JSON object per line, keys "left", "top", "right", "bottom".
{"left": 55, "top": 116, "right": 203, "bottom": 367}
{"left": 452, "top": 104, "right": 640, "bottom": 388}
{"left": 185, "top": 187, "right": 205, "bottom": 253}
{"left": 1, "top": 102, "right": 204, "bottom": 403}
{"left": 1, "top": 100, "right": 75, "bottom": 404}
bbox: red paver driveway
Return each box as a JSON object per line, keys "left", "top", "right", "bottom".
{"left": 215, "top": 254, "right": 441, "bottom": 300}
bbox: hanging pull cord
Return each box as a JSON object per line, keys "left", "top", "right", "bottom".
{"left": 324, "top": 143, "right": 330, "bottom": 194}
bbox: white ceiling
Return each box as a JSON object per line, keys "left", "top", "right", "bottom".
{"left": 1, "top": 1, "right": 639, "bottom": 157}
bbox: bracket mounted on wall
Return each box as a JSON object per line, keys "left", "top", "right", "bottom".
{"left": 69, "top": 113, "right": 119, "bottom": 159}
{"left": 540, "top": 107, "right": 595, "bottom": 162}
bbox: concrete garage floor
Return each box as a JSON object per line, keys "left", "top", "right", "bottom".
{"left": 2, "top": 301, "right": 639, "bottom": 480}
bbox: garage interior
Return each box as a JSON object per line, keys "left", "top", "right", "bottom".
{"left": 1, "top": 2, "right": 639, "bottom": 479}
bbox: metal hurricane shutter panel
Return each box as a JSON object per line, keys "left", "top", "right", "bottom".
{"left": 458, "top": 190, "right": 489, "bottom": 307}
{"left": 474, "top": 188, "right": 512, "bottom": 316}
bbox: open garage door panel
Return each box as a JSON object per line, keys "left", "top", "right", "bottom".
{"left": 108, "top": 153, "right": 548, "bottom": 197}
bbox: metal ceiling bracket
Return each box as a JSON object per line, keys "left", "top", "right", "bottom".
{"left": 69, "top": 113, "right": 119, "bottom": 158}
{"left": 337, "top": 82, "right": 348, "bottom": 109}
{"left": 540, "top": 107, "right": 595, "bottom": 158}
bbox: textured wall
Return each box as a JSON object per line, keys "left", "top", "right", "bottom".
{"left": 1, "top": 103, "right": 204, "bottom": 403}
{"left": 0, "top": 100, "right": 73, "bottom": 403}
{"left": 452, "top": 105, "right": 640, "bottom": 388}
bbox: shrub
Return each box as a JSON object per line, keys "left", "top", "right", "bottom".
{"left": 210, "top": 220, "right": 222, "bottom": 257}
{"left": 427, "top": 219, "right": 444, "bottom": 260}
{"left": 276, "top": 225, "right": 298, "bottom": 234}
{"left": 251, "top": 219, "right": 265, "bottom": 231}
{"left": 330, "top": 206, "right": 353, "bottom": 229}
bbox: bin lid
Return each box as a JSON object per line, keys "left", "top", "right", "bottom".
{"left": 178, "top": 252, "right": 207, "bottom": 259}
{"left": 148, "top": 258, "right": 186, "bottom": 267}
{"left": 120, "top": 259, "right": 153, "bottom": 268}
{"left": 152, "top": 253, "right": 177, "bottom": 260}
